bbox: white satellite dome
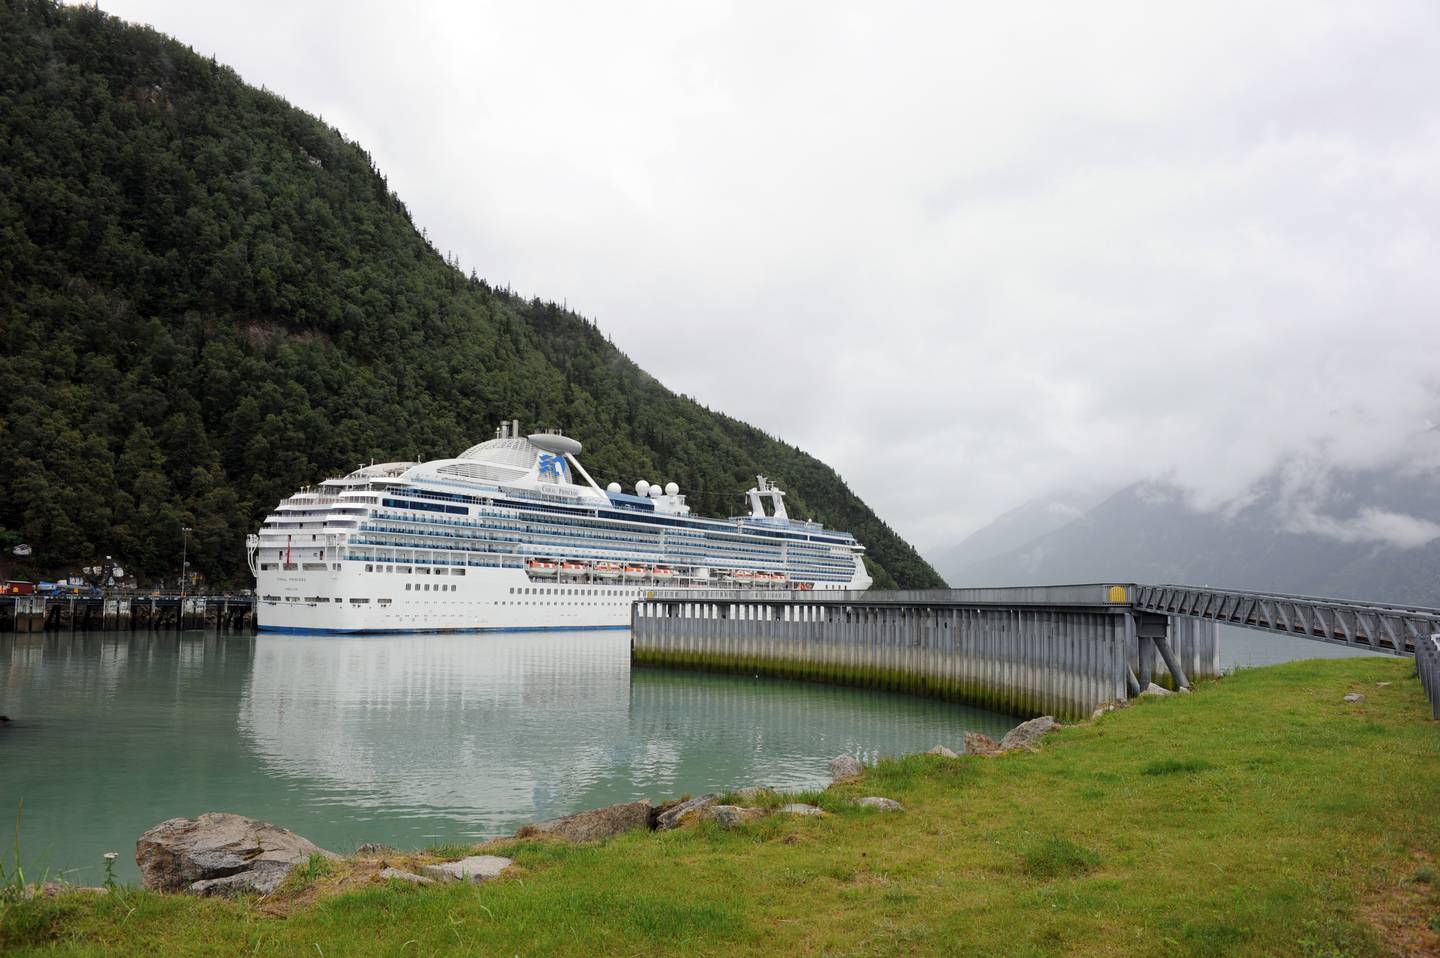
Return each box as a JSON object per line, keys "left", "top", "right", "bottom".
{"left": 648, "top": 483, "right": 662, "bottom": 499}
{"left": 664, "top": 482, "right": 679, "bottom": 496}
{"left": 635, "top": 480, "right": 651, "bottom": 497}
{"left": 606, "top": 482, "right": 621, "bottom": 495}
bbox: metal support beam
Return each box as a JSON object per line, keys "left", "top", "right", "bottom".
{"left": 1153, "top": 635, "right": 1190, "bottom": 690}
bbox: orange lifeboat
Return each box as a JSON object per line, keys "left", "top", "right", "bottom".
{"left": 526, "top": 559, "right": 558, "bottom": 578}
{"left": 622, "top": 564, "right": 648, "bottom": 581}
{"left": 559, "top": 561, "right": 588, "bottom": 578}
{"left": 652, "top": 566, "right": 676, "bottom": 580}
{"left": 593, "top": 561, "right": 622, "bottom": 580}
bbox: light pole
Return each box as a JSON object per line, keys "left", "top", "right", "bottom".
{"left": 180, "top": 526, "right": 192, "bottom": 600}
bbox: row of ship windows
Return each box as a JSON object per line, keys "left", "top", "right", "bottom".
{"left": 364, "top": 564, "right": 467, "bottom": 576}
{"left": 367, "top": 510, "right": 846, "bottom": 556}
{"left": 363, "top": 518, "right": 832, "bottom": 560}
{"left": 354, "top": 530, "right": 845, "bottom": 568}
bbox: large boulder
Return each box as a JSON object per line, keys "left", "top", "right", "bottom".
{"left": 963, "top": 731, "right": 1003, "bottom": 756}
{"left": 136, "top": 813, "right": 336, "bottom": 896}
{"left": 998, "top": 716, "right": 1060, "bottom": 752}
{"left": 829, "top": 754, "right": 863, "bottom": 782}
{"left": 927, "top": 744, "right": 959, "bottom": 758}
{"left": 655, "top": 795, "right": 718, "bottom": 830}
{"left": 531, "top": 800, "right": 652, "bottom": 842}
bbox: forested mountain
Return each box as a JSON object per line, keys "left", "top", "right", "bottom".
{"left": 0, "top": 0, "right": 942, "bottom": 589}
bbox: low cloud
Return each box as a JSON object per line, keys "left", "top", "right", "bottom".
{"left": 1285, "top": 507, "right": 1440, "bottom": 549}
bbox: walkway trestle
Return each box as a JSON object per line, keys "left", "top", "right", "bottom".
{"left": 633, "top": 584, "right": 1440, "bottom": 720}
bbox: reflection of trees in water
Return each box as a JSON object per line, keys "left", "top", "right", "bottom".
{"left": 1, "top": 630, "right": 254, "bottom": 720}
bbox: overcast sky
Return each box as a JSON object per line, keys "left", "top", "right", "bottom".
{"left": 98, "top": 0, "right": 1440, "bottom": 554}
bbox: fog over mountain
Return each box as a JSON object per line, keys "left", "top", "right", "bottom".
{"left": 941, "top": 435, "right": 1440, "bottom": 605}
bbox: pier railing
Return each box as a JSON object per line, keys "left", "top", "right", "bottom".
{"left": 1131, "top": 584, "right": 1439, "bottom": 656}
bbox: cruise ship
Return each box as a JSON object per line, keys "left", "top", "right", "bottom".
{"left": 247, "top": 421, "right": 872, "bottom": 633}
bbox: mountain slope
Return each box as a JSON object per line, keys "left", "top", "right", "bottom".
{"left": 934, "top": 491, "right": 1102, "bottom": 586}
{"left": 944, "top": 467, "right": 1440, "bottom": 606}
{"left": 0, "top": 0, "right": 942, "bottom": 589}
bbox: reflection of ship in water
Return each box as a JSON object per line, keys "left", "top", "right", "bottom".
{"left": 240, "top": 631, "right": 637, "bottom": 833}
{"left": 240, "top": 631, "right": 1017, "bottom": 838}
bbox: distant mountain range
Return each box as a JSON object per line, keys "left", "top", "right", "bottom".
{"left": 937, "top": 462, "right": 1440, "bottom": 607}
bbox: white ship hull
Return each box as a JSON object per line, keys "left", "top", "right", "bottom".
{"left": 256, "top": 563, "right": 863, "bottom": 634}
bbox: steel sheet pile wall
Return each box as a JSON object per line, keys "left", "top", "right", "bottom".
{"left": 1417, "top": 634, "right": 1440, "bottom": 721}
{"left": 633, "top": 600, "right": 1131, "bottom": 720}
{"left": 1169, "top": 616, "right": 1220, "bottom": 681}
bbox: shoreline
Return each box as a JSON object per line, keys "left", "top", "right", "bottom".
{"left": 4, "top": 656, "right": 1436, "bottom": 956}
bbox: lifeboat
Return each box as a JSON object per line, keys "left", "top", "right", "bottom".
{"left": 622, "top": 564, "right": 648, "bottom": 581}
{"left": 796, "top": 581, "right": 814, "bottom": 591}
{"left": 593, "top": 562, "right": 622, "bottom": 580}
{"left": 652, "top": 566, "right": 676, "bottom": 580}
{"left": 526, "top": 559, "right": 558, "bottom": 578}
{"left": 559, "top": 561, "right": 588, "bottom": 578}
{"left": 731, "top": 571, "right": 755, "bottom": 585}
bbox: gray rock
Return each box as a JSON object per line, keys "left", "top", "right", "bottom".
{"left": 1344, "top": 692, "right": 1366, "bottom": 704}
{"left": 999, "top": 716, "right": 1060, "bottom": 752}
{"left": 730, "top": 786, "right": 773, "bottom": 801}
{"left": 829, "top": 754, "right": 863, "bottom": 782}
{"left": 190, "top": 870, "right": 289, "bottom": 898}
{"left": 655, "top": 795, "right": 718, "bottom": 830}
{"left": 854, "top": 797, "right": 904, "bottom": 812}
{"left": 963, "top": 731, "right": 1003, "bottom": 756}
{"left": 355, "top": 843, "right": 395, "bottom": 856}
{"left": 1141, "top": 683, "right": 1172, "bottom": 697}
{"left": 703, "top": 805, "right": 767, "bottom": 829}
{"left": 531, "top": 800, "right": 652, "bottom": 843}
{"left": 421, "top": 855, "right": 512, "bottom": 884}
{"left": 927, "top": 745, "right": 959, "bottom": 758}
{"left": 777, "top": 803, "right": 825, "bottom": 817}
{"left": 378, "top": 867, "right": 435, "bottom": 885}
{"left": 135, "top": 812, "right": 336, "bottom": 895}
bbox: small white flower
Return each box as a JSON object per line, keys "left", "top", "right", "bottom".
{"left": 103, "top": 852, "right": 118, "bottom": 861}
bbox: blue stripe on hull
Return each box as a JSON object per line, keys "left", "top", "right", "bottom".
{"left": 256, "top": 623, "right": 631, "bottom": 636}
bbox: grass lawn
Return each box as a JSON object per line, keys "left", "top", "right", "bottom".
{"left": 3, "top": 657, "right": 1437, "bottom": 956}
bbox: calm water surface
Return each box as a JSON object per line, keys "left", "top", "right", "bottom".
{"left": 0, "top": 630, "right": 1015, "bottom": 885}
{"left": 2, "top": 626, "right": 1382, "bottom": 884}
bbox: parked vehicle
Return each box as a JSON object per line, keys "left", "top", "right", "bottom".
{"left": 2, "top": 580, "right": 35, "bottom": 595}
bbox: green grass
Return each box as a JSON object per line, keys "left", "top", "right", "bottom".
{"left": 1020, "top": 837, "right": 1101, "bottom": 879}
{"left": 276, "top": 853, "right": 336, "bottom": 894}
{"left": 2, "top": 658, "right": 1438, "bottom": 956}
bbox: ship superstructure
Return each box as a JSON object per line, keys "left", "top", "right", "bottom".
{"left": 247, "top": 422, "right": 872, "bottom": 632}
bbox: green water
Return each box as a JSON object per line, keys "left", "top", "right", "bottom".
{"left": 0, "top": 630, "right": 1015, "bottom": 886}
